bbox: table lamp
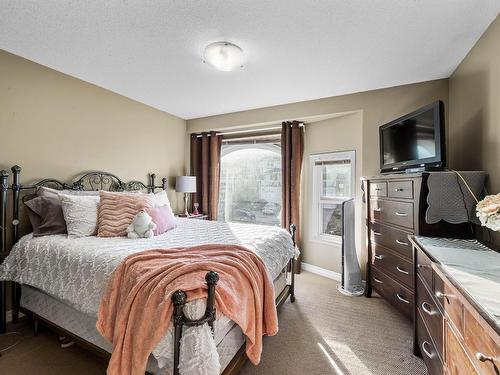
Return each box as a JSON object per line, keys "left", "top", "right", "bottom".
{"left": 176, "top": 176, "right": 197, "bottom": 216}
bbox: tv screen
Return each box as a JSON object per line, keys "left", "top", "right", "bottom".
{"left": 380, "top": 101, "right": 445, "bottom": 173}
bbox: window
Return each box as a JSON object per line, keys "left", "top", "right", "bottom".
{"left": 218, "top": 139, "right": 281, "bottom": 226}
{"left": 310, "top": 151, "right": 355, "bottom": 244}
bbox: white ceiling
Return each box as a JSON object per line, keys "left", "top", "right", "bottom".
{"left": 1, "top": 1, "right": 499, "bottom": 119}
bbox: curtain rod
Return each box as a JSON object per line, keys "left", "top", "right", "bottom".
{"left": 193, "top": 122, "right": 304, "bottom": 138}
{"left": 222, "top": 134, "right": 281, "bottom": 143}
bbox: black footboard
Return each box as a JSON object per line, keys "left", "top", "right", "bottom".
{"left": 0, "top": 164, "right": 298, "bottom": 373}
{"left": 171, "top": 224, "right": 297, "bottom": 375}
{"left": 172, "top": 271, "right": 219, "bottom": 375}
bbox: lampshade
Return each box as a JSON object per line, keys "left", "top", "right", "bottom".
{"left": 176, "top": 176, "right": 197, "bottom": 193}
{"left": 203, "top": 41, "right": 246, "bottom": 72}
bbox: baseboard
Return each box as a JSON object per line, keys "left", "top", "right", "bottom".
{"left": 5, "top": 310, "right": 24, "bottom": 323}
{"left": 301, "top": 262, "right": 342, "bottom": 281}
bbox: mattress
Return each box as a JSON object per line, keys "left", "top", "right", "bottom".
{"left": 21, "top": 271, "right": 288, "bottom": 374}
{"left": 1, "top": 218, "right": 294, "bottom": 316}
{"left": 1, "top": 218, "right": 295, "bottom": 372}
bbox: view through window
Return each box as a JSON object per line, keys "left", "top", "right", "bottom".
{"left": 311, "top": 151, "right": 355, "bottom": 243}
{"left": 218, "top": 141, "right": 281, "bottom": 226}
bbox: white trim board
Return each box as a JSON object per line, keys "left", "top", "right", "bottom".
{"left": 301, "top": 262, "right": 341, "bottom": 281}
{"left": 6, "top": 310, "right": 13, "bottom": 323}
{"left": 5, "top": 310, "right": 25, "bottom": 324}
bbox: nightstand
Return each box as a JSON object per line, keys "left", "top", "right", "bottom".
{"left": 176, "top": 214, "right": 208, "bottom": 220}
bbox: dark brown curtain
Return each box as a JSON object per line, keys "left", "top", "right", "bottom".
{"left": 190, "top": 131, "right": 222, "bottom": 220}
{"left": 281, "top": 121, "right": 304, "bottom": 273}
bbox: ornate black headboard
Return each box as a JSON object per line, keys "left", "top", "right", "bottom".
{"left": 0, "top": 165, "right": 168, "bottom": 253}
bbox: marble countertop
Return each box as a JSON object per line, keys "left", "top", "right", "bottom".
{"left": 415, "top": 236, "right": 500, "bottom": 332}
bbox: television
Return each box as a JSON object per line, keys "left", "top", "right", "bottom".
{"left": 380, "top": 101, "right": 445, "bottom": 173}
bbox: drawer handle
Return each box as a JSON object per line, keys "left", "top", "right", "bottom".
{"left": 421, "top": 302, "right": 435, "bottom": 316}
{"left": 421, "top": 341, "right": 435, "bottom": 359}
{"left": 373, "top": 231, "right": 382, "bottom": 236}
{"left": 373, "top": 277, "right": 383, "bottom": 284}
{"left": 394, "top": 212, "right": 408, "bottom": 217}
{"left": 374, "top": 188, "right": 382, "bottom": 191}
{"left": 394, "top": 188, "right": 404, "bottom": 192}
{"left": 373, "top": 208, "right": 382, "bottom": 212}
{"left": 435, "top": 291, "right": 455, "bottom": 304}
{"left": 396, "top": 239, "right": 409, "bottom": 246}
{"left": 374, "top": 254, "right": 383, "bottom": 260}
{"left": 396, "top": 266, "right": 409, "bottom": 275}
{"left": 435, "top": 291, "right": 452, "bottom": 299}
{"left": 476, "top": 352, "right": 495, "bottom": 363}
{"left": 396, "top": 293, "right": 410, "bottom": 304}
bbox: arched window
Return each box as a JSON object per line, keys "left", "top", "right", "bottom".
{"left": 218, "top": 143, "right": 281, "bottom": 226}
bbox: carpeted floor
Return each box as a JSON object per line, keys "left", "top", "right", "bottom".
{"left": 0, "top": 272, "right": 427, "bottom": 374}
{"left": 241, "top": 272, "right": 427, "bottom": 375}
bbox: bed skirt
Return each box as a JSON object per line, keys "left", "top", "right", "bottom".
{"left": 20, "top": 270, "right": 288, "bottom": 374}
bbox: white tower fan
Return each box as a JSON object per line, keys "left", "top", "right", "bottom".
{"left": 337, "top": 198, "right": 364, "bottom": 296}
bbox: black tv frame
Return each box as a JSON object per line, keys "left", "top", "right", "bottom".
{"left": 379, "top": 100, "right": 445, "bottom": 173}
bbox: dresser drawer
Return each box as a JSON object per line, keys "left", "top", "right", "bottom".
{"left": 416, "top": 246, "right": 433, "bottom": 290}
{"left": 416, "top": 275, "right": 444, "bottom": 358}
{"left": 372, "top": 244, "right": 413, "bottom": 289}
{"left": 464, "top": 309, "right": 500, "bottom": 375}
{"left": 388, "top": 180, "right": 414, "bottom": 199}
{"left": 446, "top": 322, "right": 478, "bottom": 375}
{"left": 370, "top": 222, "right": 412, "bottom": 259}
{"left": 371, "top": 266, "right": 414, "bottom": 319}
{"left": 434, "top": 272, "right": 464, "bottom": 337}
{"left": 417, "top": 310, "right": 444, "bottom": 375}
{"left": 370, "top": 199, "right": 414, "bottom": 229}
{"left": 370, "top": 182, "right": 387, "bottom": 197}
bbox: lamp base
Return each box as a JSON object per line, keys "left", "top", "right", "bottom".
{"left": 184, "top": 193, "right": 190, "bottom": 216}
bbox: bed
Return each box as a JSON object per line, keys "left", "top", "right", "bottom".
{"left": 0, "top": 166, "right": 297, "bottom": 375}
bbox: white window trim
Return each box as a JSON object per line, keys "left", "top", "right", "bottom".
{"left": 221, "top": 143, "right": 281, "bottom": 157}
{"left": 310, "top": 151, "right": 356, "bottom": 245}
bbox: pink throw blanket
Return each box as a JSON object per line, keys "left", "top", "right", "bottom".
{"left": 96, "top": 244, "right": 278, "bottom": 375}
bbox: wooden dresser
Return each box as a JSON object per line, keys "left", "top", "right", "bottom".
{"left": 411, "top": 237, "right": 500, "bottom": 375}
{"left": 362, "top": 173, "right": 469, "bottom": 319}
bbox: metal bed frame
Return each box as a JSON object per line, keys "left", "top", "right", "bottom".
{"left": 0, "top": 165, "right": 296, "bottom": 375}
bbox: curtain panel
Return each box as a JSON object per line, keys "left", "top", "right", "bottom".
{"left": 190, "top": 131, "right": 223, "bottom": 220}
{"left": 281, "top": 121, "right": 304, "bottom": 273}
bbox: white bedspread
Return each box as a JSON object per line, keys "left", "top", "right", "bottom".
{"left": 0, "top": 218, "right": 295, "bottom": 371}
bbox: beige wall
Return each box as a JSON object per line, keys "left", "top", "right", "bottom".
{"left": 302, "top": 111, "right": 363, "bottom": 272}
{"left": 0, "top": 50, "right": 187, "bottom": 211}
{"left": 188, "top": 79, "right": 449, "bottom": 178}
{"left": 449, "top": 15, "right": 500, "bottom": 192}
{"left": 188, "top": 79, "right": 449, "bottom": 274}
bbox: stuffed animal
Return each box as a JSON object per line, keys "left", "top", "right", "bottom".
{"left": 127, "top": 211, "right": 157, "bottom": 239}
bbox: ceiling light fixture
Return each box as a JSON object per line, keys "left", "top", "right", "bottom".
{"left": 203, "top": 41, "right": 245, "bottom": 72}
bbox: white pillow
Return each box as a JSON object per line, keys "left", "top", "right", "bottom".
{"left": 60, "top": 194, "right": 100, "bottom": 237}
{"left": 149, "top": 190, "right": 172, "bottom": 208}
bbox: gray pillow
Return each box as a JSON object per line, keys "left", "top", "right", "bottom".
{"left": 25, "top": 196, "right": 67, "bottom": 237}
{"left": 37, "top": 186, "right": 100, "bottom": 198}
{"left": 25, "top": 201, "right": 42, "bottom": 234}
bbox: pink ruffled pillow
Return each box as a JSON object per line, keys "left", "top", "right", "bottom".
{"left": 145, "top": 205, "right": 177, "bottom": 236}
